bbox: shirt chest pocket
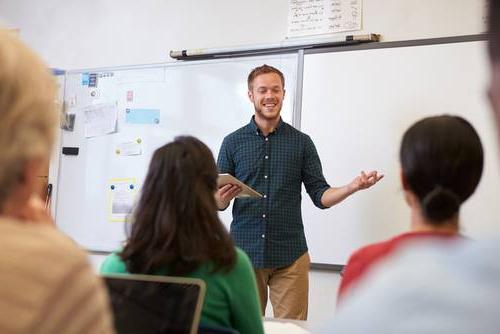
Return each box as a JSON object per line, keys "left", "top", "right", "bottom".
{"left": 270, "top": 147, "right": 302, "bottom": 183}
{"left": 233, "top": 145, "right": 264, "bottom": 179}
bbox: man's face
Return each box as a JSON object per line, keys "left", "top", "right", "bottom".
{"left": 488, "top": 62, "right": 500, "bottom": 140}
{"left": 248, "top": 72, "right": 285, "bottom": 122}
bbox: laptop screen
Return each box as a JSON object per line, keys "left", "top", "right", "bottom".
{"left": 102, "top": 274, "right": 205, "bottom": 334}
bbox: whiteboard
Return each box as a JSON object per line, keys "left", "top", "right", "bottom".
{"left": 301, "top": 40, "right": 500, "bottom": 265}
{"left": 54, "top": 54, "right": 298, "bottom": 251}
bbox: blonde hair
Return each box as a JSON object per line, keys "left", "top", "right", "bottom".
{"left": 0, "top": 29, "right": 57, "bottom": 206}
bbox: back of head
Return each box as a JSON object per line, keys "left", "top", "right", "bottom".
{"left": 400, "top": 115, "right": 483, "bottom": 223}
{"left": 0, "top": 29, "right": 57, "bottom": 208}
{"left": 143, "top": 136, "right": 219, "bottom": 220}
{"left": 122, "top": 136, "right": 235, "bottom": 275}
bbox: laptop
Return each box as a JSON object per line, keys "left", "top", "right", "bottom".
{"left": 102, "top": 274, "right": 206, "bottom": 334}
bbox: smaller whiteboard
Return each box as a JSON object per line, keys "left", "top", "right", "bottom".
{"left": 54, "top": 54, "right": 298, "bottom": 252}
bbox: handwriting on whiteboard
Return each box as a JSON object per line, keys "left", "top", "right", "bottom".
{"left": 287, "top": 0, "right": 361, "bottom": 38}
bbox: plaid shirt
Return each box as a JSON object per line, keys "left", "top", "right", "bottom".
{"left": 217, "top": 117, "right": 330, "bottom": 268}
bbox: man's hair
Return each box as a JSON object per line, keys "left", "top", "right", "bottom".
{"left": 489, "top": 0, "right": 500, "bottom": 61}
{"left": 0, "top": 29, "right": 57, "bottom": 207}
{"left": 247, "top": 64, "right": 285, "bottom": 90}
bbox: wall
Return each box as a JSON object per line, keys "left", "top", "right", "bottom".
{"left": 0, "top": 0, "right": 487, "bottom": 69}
{"left": 0, "top": 0, "right": 487, "bottom": 324}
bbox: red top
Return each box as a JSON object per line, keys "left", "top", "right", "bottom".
{"left": 337, "top": 231, "right": 459, "bottom": 303}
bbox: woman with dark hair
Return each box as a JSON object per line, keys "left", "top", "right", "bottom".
{"left": 100, "top": 136, "right": 264, "bottom": 334}
{"left": 337, "top": 115, "right": 484, "bottom": 304}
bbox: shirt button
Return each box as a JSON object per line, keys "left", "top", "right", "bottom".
{"left": 262, "top": 234, "right": 265, "bottom": 238}
{"left": 263, "top": 194, "right": 267, "bottom": 198}
{"left": 265, "top": 138, "right": 269, "bottom": 141}
{"left": 262, "top": 214, "right": 266, "bottom": 218}
{"left": 264, "top": 175, "right": 268, "bottom": 179}
{"left": 265, "top": 155, "right": 269, "bottom": 159}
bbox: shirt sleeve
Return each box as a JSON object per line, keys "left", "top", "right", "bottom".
{"left": 302, "top": 135, "right": 331, "bottom": 209}
{"left": 338, "top": 243, "right": 385, "bottom": 306}
{"left": 227, "top": 248, "right": 264, "bottom": 334}
{"left": 337, "top": 249, "right": 366, "bottom": 304}
{"left": 217, "top": 136, "right": 235, "bottom": 175}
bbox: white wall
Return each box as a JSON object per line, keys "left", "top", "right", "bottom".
{"left": 0, "top": 0, "right": 487, "bottom": 324}
{"left": 0, "top": 0, "right": 487, "bottom": 69}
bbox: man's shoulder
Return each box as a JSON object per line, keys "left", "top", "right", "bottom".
{"left": 224, "top": 123, "right": 252, "bottom": 141}
{"left": 220, "top": 123, "right": 255, "bottom": 154}
{"left": 280, "top": 122, "right": 312, "bottom": 140}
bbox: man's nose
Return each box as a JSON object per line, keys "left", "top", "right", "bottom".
{"left": 264, "top": 92, "right": 275, "bottom": 99}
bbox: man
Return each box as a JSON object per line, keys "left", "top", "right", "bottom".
{"left": 318, "top": 1, "right": 500, "bottom": 332}
{"left": 0, "top": 30, "right": 115, "bottom": 333}
{"left": 216, "top": 64, "right": 382, "bottom": 320}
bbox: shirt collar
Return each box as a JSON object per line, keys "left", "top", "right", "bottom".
{"left": 247, "top": 116, "right": 284, "bottom": 135}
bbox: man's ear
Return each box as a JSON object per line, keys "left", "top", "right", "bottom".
{"left": 248, "top": 89, "right": 254, "bottom": 103}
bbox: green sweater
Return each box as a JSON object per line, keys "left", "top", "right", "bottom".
{"left": 100, "top": 247, "right": 264, "bottom": 334}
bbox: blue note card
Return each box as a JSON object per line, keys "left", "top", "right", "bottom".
{"left": 125, "top": 108, "right": 160, "bottom": 124}
{"left": 81, "top": 73, "right": 90, "bottom": 86}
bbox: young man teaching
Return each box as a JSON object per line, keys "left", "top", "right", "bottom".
{"left": 216, "top": 64, "right": 382, "bottom": 320}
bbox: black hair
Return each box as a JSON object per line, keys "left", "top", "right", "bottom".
{"left": 400, "top": 115, "right": 483, "bottom": 223}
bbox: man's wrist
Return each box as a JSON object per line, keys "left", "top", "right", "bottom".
{"left": 217, "top": 202, "right": 229, "bottom": 211}
{"left": 216, "top": 198, "right": 230, "bottom": 210}
{"left": 346, "top": 182, "right": 358, "bottom": 195}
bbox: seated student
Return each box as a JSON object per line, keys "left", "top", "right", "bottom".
{"left": 100, "top": 136, "right": 264, "bottom": 334}
{"left": 321, "top": 239, "right": 500, "bottom": 334}
{"left": 0, "top": 29, "right": 114, "bottom": 333}
{"left": 320, "top": 3, "right": 500, "bottom": 332}
{"left": 337, "top": 115, "right": 483, "bottom": 303}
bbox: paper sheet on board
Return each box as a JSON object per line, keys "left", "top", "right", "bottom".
{"left": 84, "top": 102, "right": 118, "bottom": 138}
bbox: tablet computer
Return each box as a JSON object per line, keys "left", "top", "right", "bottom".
{"left": 217, "top": 174, "right": 262, "bottom": 198}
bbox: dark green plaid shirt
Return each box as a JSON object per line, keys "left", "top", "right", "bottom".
{"left": 217, "top": 117, "right": 330, "bottom": 269}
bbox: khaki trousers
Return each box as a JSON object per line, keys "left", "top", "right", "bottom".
{"left": 254, "top": 252, "right": 310, "bottom": 320}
